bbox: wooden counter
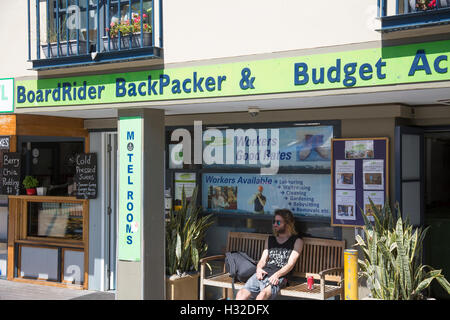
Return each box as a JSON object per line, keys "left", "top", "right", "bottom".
{"left": 7, "top": 195, "right": 89, "bottom": 289}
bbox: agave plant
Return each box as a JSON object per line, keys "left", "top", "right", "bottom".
{"left": 166, "top": 186, "right": 215, "bottom": 276}
{"left": 355, "top": 199, "right": 450, "bottom": 300}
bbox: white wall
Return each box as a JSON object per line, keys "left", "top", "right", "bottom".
{"left": 163, "top": 0, "right": 381, "bottom": 64}
{"left": 0, "top": 0, "right": 381, "bottom": 78}
{"left": 0, "top": 0, "right": 34, "bottom": 78}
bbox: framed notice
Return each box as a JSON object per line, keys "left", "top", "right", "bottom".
{"left": 331, "top": 138, "right": 388, "bottom": 227}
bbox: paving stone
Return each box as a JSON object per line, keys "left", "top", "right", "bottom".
{"left": 0, "top": 279, "right": 115, "bottom": 300}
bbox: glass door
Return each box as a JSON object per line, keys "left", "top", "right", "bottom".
{"left": 395, "top": 126, "right": 424, "bottom": 226}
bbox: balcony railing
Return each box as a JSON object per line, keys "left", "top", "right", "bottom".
{"left": 28, "top": 0, "right": 163, "bottom": 69}
{"left": 378, "top": 0, "right": 450, "bottom": 32}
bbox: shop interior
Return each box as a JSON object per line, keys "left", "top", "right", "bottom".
{"left": 19, "top": 138, "right": 85, "bottom": 196}
{"left": 424, "top": 130, "right": 450, "bottom": 299}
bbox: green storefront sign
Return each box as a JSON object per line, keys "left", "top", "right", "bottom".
{"left": 0, "top": 78, "right": 14, "bottom": 113}
{"left": 14, "top": 39, "right": 450, "bottom": 108}
{"left": 118, "top": 117, "right": 142, "bottom": 261}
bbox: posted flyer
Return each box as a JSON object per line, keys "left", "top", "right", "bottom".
{"left": 345, "top": 140, "right": 374, "bottom": 159}
{"left": 335, "top": 160, "right": 355, "bottom": 189}
{"left": 364, "top": 190, "right": 384, "bottom": 222}
{"left": 174, "top": 172, "right": 196, "bottom": 204}
{"left": 335, "top": 190, "right": 356, "bottom": 220}
{"left": 363, "top": 159, "right": 384, "bottom": 190}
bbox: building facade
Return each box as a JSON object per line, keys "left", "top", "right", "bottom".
{"left": 0, "top": 0, "right": 450, "bottom": 299}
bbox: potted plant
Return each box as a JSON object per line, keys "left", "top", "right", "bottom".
{"left": 22, "top": 176, "right": 39, "bottom": 195}
{"left": 355, "top": 200, "right": 450, "bottom": 299}
{"left": 165, "top": 186, "right": 215, "bottom": 300}
{"left": 36, "top": 186, "right": 47, "bottom": 196}
{"left": 103, "top": 9, "right": 152, "bottom": 51}
{"left": 409, "top": 0, "right": 437, "bottom": 11}
{"left": 41, "top": 18, "right": 90, "bottom": 58}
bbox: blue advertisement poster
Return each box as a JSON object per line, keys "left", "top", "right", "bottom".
{"left": 203, "top": 126, "right": 333, "bottom": 169}
{"left": 202, "top": 173, "right": 331, "bottom": 218}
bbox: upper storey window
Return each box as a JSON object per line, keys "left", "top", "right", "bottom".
{"left": 378, "top": 0, "right": 450, "bottom": 32}
{"left": 28, "top": 0, "right": 162, "bottom": 70}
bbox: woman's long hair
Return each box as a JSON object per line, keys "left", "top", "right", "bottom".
{"left": 274, "top": 209, "right": 297, "bottom": 236}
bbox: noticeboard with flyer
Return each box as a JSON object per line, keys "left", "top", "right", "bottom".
{"left": 331, "top": 138, "right": 388, "bottom": 227}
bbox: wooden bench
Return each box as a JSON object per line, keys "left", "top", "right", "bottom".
{"left": 200, "top": 232, "right": 345, "bottom": 300}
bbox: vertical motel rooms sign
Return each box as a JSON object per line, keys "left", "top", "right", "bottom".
{"left": 118, "top": 117, "right": 142, "bottom": 261}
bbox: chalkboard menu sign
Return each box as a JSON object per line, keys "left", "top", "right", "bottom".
{"left": 74, "top": 153, "right": 97, "bottom": 199}
{"left": 1, "top": 152, "right": 21, "bottom": 195}
{"left": 0, "top": 136, "right": 10, "bottom": 168}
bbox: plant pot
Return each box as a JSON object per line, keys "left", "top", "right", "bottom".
{"left": 165, "top": 273, "right": 199, "bottom": 300}
{"left": 102, "top": 35, "right": 130, "bottom": 51}
{"left": 131, "top": 32, "right": 152, "bottom": 47}
{"left": 102, "top": 32, "right": 152, "bottom": 52}
{"left": 26, "top": 188, "right": 37, "bottom": 195}
{"left": 41, "top": 40, "right": 89, "bottom": 59}
{"left": 36, "top": 187, "right": 47, "bottom": 196}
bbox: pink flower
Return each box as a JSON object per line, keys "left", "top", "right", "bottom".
{"left": 143, "top": 14, "right": 148, "bottom": 18}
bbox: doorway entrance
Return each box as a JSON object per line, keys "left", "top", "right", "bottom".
{"left": 104, "top": 132, "right": 118, "bottom": 291}
{"left": 424, "top": 130, "right": 450, "bottom": 299}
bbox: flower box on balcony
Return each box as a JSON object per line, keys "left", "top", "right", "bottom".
{"left": 409, "top": 0, "right": 449, "bottom": 11}
{"left": 41, "top": 40, "right": 90, "bottom": 59}
{"left": 102, "top": 32, "right": 152, "bottom": 52}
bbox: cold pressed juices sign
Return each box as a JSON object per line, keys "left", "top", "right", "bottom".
{"left": 118, "top": 117, "right": 142, "bottom": 261}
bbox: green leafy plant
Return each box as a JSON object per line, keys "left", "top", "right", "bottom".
{"left": 166, "top": 186, "right": 215, "bottom": 276}
{"left": 22, "top": 176, "right": 39, "bottom": 189}
{"left": 355, "top": 199, "right": 450, "bottom": 299}
{"left": 106, "top": 8, "right": 152, "bottom": 38}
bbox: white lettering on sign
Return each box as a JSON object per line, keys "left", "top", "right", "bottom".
{"left": 3, "top": 154, "right": 20, "bottom": 167}
{"left": 0, "top": 79, "right": 14, "bottom": 113}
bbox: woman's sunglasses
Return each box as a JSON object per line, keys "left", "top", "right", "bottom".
{"left": 273, "top": 220, "right": 282, "bottom": 226}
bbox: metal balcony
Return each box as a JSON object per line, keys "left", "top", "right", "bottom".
{"left": 377, "top": 0, "right": 450, "bottom": 32}
{"left": 28, "top": 0, "right": 163, "bottom": 70}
